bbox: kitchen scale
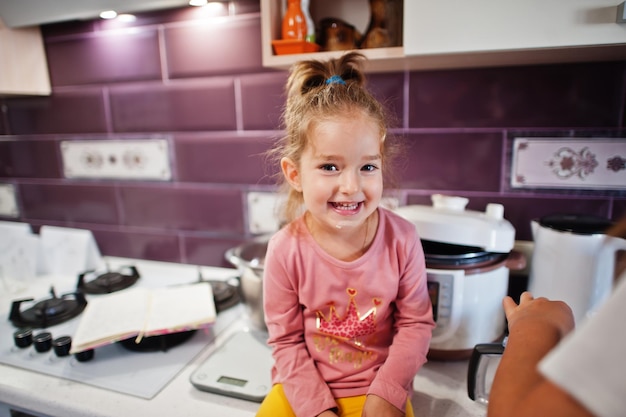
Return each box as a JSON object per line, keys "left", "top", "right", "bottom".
{"left": 190, "top": 329, "right": 273, "bottom": 402}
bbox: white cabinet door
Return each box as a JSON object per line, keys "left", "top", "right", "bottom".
{"left": 0, "top": 18, "right": 51, "bottom": 96}
{"left": 404, "top": 0, "right": 626, "bottom": 56}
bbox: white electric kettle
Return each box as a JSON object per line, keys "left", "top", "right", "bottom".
{"left": 528, "top": 214, "right": 626, "bottom": 324}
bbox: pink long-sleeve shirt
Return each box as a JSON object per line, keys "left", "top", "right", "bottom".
{"left": 263, "top": 207, "right": 435, "bottom": 417}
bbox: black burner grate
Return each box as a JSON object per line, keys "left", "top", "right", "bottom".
{"left": 9, "top": 288, "right": 87, "bottom": 328}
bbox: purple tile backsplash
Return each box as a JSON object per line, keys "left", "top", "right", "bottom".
{"left": 164, "top": 16, "right": 264, "bottom": 78}
{"left": 0, "top": 139, "right": 62, "bottom": 178}
{"left": 6, "top": 90, "right": 108, "bottom": 135}
{"left": 20, "top": 183, "right": 120, "bottom": 224}
{"left": 408, "top": 63, "right": 625, "bottom": 128}
{"left": 45, "top": 28, "right": 162, "bottom": 86}
{"left": 397, "top": 132, "right": 503, "bottom": 191}
{"left": 119, "top": 185, "right": 244, "bottom": 233}
{"left": 109, "top": 80, "right": 238, "bottom": 132}
{"left": 1, "top": 2, "right": 625, "bottom": 267}
{"left": 174, "top": 133, "right": 277, "bottom": 184}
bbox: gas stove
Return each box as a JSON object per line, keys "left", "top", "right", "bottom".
{"left": 0, "top": 257, "right": 242, "bottom": 399}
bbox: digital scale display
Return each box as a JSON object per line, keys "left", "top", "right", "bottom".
{"left": 190, "top": 329, "right": 273, "bottom": 402}
{"left": 217, "top": 375, "right": 247, "bottom": 387}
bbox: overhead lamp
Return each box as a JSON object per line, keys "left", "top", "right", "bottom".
{"left": 99, "top": 10, "right": 118, "bottom": 19}
{"left": 116, "top": 14, "right": 137, "bottom": 22}
{"left": 189, "top": 0, "right": 208, "bottom": 6}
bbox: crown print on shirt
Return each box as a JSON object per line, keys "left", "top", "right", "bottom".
{"left": 316, "top": 288, "right": 380, "bottom": 349}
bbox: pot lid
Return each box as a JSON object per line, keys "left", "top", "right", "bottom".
{"left": 538, "top": 214, "right": 613, "bottom": 235}
{"left": 393, "top": 194, "right": 515, "bottom": 253}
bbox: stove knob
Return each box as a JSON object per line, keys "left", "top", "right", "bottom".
{"left": 53, "top": 336, "right": 72, "bottom": 357}
{"left": 33, "top": 332, "right": 53, "bottom": 353}
{"left": 13, "top": 328, "right": 33, "bottom": 349}
{"left": 74, "top": 348, "right": 94, "bottom": 362}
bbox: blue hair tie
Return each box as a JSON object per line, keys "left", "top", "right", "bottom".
{"left": 326, "top": 75, "right": 346, "bottom": 85}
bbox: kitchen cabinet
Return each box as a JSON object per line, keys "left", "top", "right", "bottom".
{"left": 261, "top": 0, "right": 406, "bottom": 72}
{"left": 0, "top": 18, "right": 51, "bottom": 97}
{"left": 261, "top": 0, "right": 626, "bottom": 72}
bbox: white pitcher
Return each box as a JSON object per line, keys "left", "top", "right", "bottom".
{"left": 528, "top": 214, "right": 626, "bottom": 324}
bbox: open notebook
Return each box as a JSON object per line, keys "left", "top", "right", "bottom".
{"left": 70, "top": 283, "right": 216, "bottom": 353}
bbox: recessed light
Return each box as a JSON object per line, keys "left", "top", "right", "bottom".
{"left": 117, "top": 14, "right": 137, "bottom": 22}
{"left": 99, "top": 10, "right": 118, "bottom": 19}
{"left": 189, "top": 0, "right": 208, "bottom": 6}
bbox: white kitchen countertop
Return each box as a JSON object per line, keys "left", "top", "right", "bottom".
{"left": 0, "top": 257, "right": 486, "bottom": 417}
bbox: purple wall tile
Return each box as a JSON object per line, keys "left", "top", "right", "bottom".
{"left": 41, "top": 20, "right": 99, "bottom": 37}
{"left": 6, "top": 91, "right": 108, "bottom": 134}
{"left": 612, "top": 200, "right": 626, "bottom": 221}
{"left": 93, "top": 229, "right": 182, "bottom": 263}
{"left": 398, "top": 132, "right": 503, "bottom": 191}
{"left": 20, "top": 183, "right": 119, "bottom": 224}
{"left": 109, "top": 80, "right": 237, "bottom": 132}
{"left": 240, "top": 72, "right": 286, "bottom": 130}
{"left": 232, "top": 0, "right": 261, "bottom": 15}
{"left": 120, "top": 185, "right": 244, "bottom": 232}
{"left": 368, "top": 72, "right": 404, "bottom": 128}
{"left": 174, "top": 134, "right": 277, "bottom": 184}
{"left": 0, "top": 110, "right": 7, "bottom": 135}
{"left": 408, "top": 62, "right": 626, "bottom": 128}
{"left": 1, "top": 4, "right": 624, "bottom": 267}
{"left": 46, "top": 28, "right": 161, "bottom": 87}
{"left": 183, "top": 236, "right": 245, "bottom": 267}
{"left": 164, "top": 16, "right": 264, "bottom": 78}
{"left": 0, "top": 139, "right": 62, "bottom": 178}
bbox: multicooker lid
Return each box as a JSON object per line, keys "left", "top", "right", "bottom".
{"left": 393, "top": 194, "right": 515, "bottom": 253}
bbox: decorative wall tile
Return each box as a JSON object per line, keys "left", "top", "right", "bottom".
{"left": 164, "top": 16, "right": 264, "bottom": 78}
{"left": 6, "top": 91, "right": 108, "bottom": 135}
{"left": 109, "top": 80, "right": 237, "bottom": 132}
{"left": 174, "top": 134, "right": 277, "bottom": 184}
{"left": 120, "top": 185, "right": 244, "bottom": 233}
{"left": 0, "top": 139, "right": 62, "bottom": 178}
{"left": 20, "top": 183, "right": 119, "bottom": 224}
{"left": 408, "top": 62, "right": 625, "bottom": 128}
{"left": 511, "top": 138, "right": 626, "bottom": 190}
{"left": 398, "top": 132, "right": 502, "bottom": 191}
{"left": 46, "top": 28, "right": 161, "bottom": 86}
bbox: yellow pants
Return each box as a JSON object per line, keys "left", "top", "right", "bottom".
{"left": 256, "top": 384, "right": 415, "bottom": 417}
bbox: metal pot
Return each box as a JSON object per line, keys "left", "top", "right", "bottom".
{"left": 225, "top": 237, "right": 269, "bottom": 330}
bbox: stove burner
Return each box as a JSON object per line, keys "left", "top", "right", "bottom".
{"left": 9, "top": 287, "right": 87, "bottom": 328}
{"left": 77, "top": 266, "right": 140, "bottom": 294}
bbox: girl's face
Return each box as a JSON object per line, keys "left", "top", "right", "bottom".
{"left": 281, "top": 112, "right": 383, "bottom": 232}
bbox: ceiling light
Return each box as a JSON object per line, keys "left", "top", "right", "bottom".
{"left": 117, "top": 14, "right": 137, "bottom": 22}
{"left": 189, "top": 0, "right": 208, "bottom": 6}
{"left": 99, "top": 10, "right": 118, "bottom": 19}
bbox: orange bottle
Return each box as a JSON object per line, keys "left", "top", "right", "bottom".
{"left": 282, "top": 0, "right": 307, "bottom": 40}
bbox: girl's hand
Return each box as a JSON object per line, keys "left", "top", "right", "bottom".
{"left": 503, "top": 292, "right": 575, "bottom": 338}
{"left": 362, "top": 394, "right": 404, "bottom": 417}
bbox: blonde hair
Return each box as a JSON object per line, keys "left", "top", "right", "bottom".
{"left": 269, "top": 52, "right": 399, "bottom": 225}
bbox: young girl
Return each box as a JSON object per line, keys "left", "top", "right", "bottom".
{"left": 256, "top": 52, "right": 435, "bottom": 417}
